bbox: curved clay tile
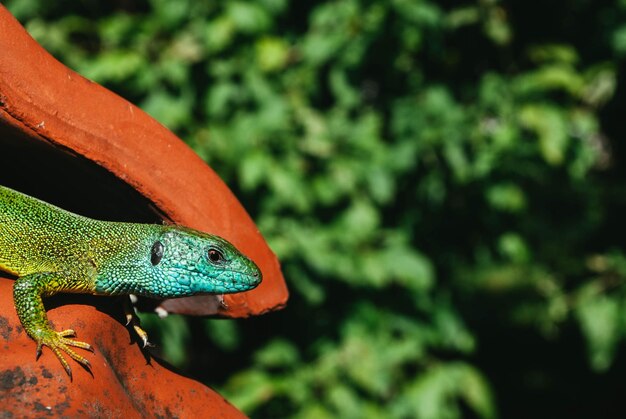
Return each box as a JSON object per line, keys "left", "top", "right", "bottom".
{"left": 0, "top": 5, "right": 287, "bottom": 416}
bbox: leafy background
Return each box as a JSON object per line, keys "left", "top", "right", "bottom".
{"left": 6, "top": 0, "right": 626, "bottom": 417}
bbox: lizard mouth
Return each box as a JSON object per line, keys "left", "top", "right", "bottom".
{"left": 193, "top": 267, "right": 262, "bottom": 293}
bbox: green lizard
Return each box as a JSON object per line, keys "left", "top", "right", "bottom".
{"left": 0, "top": 185, "right": 262, "bottom": 377}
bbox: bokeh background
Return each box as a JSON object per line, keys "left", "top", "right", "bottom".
{"left": 6, "top": 0, "right": 626, "bottom": 417}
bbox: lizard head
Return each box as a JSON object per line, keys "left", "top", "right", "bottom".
{"left": 150, "top": 227, "right": 262, "bottom": 295}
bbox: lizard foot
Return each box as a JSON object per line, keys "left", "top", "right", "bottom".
{"left": 35, "top": 329, "right": 93, "bottom": 379}
{"left": 124, "top": 296, "right": 153, "bottom": 348}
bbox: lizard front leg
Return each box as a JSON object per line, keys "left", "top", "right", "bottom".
{"left": 13, "top": 272, "right": 94, "bottom": 378}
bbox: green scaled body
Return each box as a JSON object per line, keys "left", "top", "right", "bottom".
{"left": 0, "top": 185, "right": 261, "bottom": 377}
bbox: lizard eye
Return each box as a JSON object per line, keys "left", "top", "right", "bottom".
{"left": 151, "top": 241, "right": 164, "bottom": 265}
{"left": 208, "top": 248, "right": 224, "bottom": 263}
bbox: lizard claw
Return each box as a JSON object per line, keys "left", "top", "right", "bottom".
{"left": 133, "top": 324, "right": 153, "bottom": 348}
{"left": 218, "top": 294, "right": 228, "bottom": 309}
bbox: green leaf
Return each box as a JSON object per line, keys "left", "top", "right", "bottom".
{"left": 576, "top": 287, "right": 620, "bottom": 371}
{"left": 227, "top": 1, "right": 271, "bottom": 34}
{"left": 518, "top": 104, "right": 568, "bottom": 165}
{"left": 255, "top": 339, "right": 300, "bottom": 368}
{"left": 77, "top": 50, "right": 145, "bottom": 83}
{"left": 486, "top": 183, "right": 527, "bottom": 212}
{"left": 256, "top": 36, "right": 290, "bottom": 72}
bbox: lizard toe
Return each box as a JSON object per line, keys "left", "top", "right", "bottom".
{"left": 58, "top": 329, "right": 76, "bottom": 338}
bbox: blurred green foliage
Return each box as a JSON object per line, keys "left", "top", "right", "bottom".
{"left": 7, "top": 0, "right": 626, "bottom": 417}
